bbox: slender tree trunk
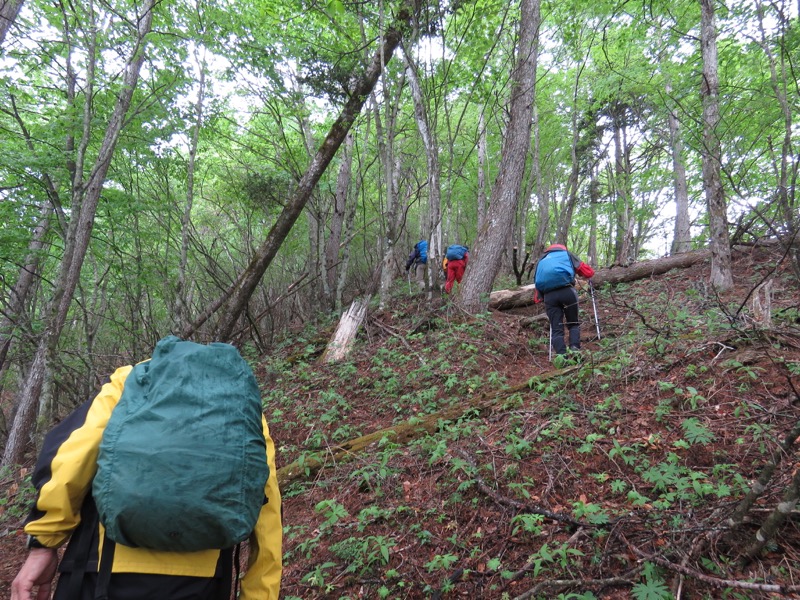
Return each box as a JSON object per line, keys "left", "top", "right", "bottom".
{"left": 458, "top": 0, "right": 539, "bottom": 312}
{"left": 403, "top": 44, "right": 442, "bottom": 292}
{"left": 531, "top": 105, "right": 548, "bottom": 260}
{"left": 0, "top": 201, "right": 52, "bottom": 373}
{"left": 0, "top": 0, "right": 23, "bottom": 46}
{"left": 556, "top": 64, "right": 583, "bottom": 244}
{"left": 612, "top": 115, "right": 634, "bottom": 265}
{"left": 3, "top": 0, "right": 155, "bottom": 466}
{"left": 666, "top": 79, "right": 692, "bottom": 254}
{"left": 588, "top": 175, "right": 599, "bottom": 266}
{"left": 335, "top": 170, "right": 360, "bottom": 314}
{"left": 324, "top": 133, "right": 353, "bottom": 310}
{"left": 700, "top": 0, "right": 733, "bottom": 291}
{"left": 754, "top": 0, "right": 800, "bottom": 278}
{"left": 187, "top": 9, "right": 413, "bottom": 341}
{"left": 173, "top": 54, "right": 206, "bottom": 333}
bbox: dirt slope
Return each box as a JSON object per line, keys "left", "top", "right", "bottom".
{"left": 2, "top": 244, "right": 799, "bottom": 600}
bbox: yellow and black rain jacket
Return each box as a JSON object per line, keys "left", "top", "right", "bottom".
{"left": 24, "top": 365, "right": 282, "bottom": 599}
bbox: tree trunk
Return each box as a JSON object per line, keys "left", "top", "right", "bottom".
{"left": 402, "top": 44, "right": 443, "bottom": 294}
{"left": 3, "top": 0, "right": 155, "bottom": 466}
{"left": 531, "top": 104, "right": 549, "bottom": 261}
{"left": 612, "top": 115, "right": 635, "bottom": 266}
{"left": 700, "top": 0, "right": 733, "bottom": 291}
{"left": 173, "top": 54, "right": 206, "bottom": 332}
{"left": 320, "top": 296, "right": 371, "bottom": 363}
{"left": 666, "top": 78, "right": 692, "bottom": 255}
{"left": 556, "top": 67, "right": 582, "bottom": 245}
{"left": 324, "top": 133, "right": 353, "bottom": 310}
{"left": 477, "top": 110, "right": 488, "bottom": 232}
{"left": 0, "top": 0, "right": 23, "bottom": 46}
{"left": 754, "top": 0, "right": 800, "bottom": 279}
{"left": 376, "top": 71, "right": 406, "bottom": 310}
{"left": 187, "top": 8, "right": 414, "bottom": 341}
{"left": 459, "top": 0, "right": 539, "bottom": 313}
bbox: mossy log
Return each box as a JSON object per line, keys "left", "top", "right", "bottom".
{"left": 276, "top": 363, "right": 583, "bottom": 488}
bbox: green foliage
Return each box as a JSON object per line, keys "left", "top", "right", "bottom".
{"left": 681, "top": 418, "right": 715, "bottom": 445}
{"left": 329, "top": 535, "right": 394, "bottom": 574}
{"left": 632, "top": 562, "right": 672, "bottom": 599}
{"left": 0, "top": 467, "right": 35, "bottom": 528}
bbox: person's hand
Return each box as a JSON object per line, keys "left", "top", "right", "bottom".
{"left": 11, "top": 547, "right": 58, "bottom": 600}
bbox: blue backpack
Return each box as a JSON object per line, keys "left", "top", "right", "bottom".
{"left": 534, "top": 249, "right": 575, "bottom": 293}
{"left": 416, "top": 240, "right": 428, "bottom": 264}
{"left": 445, "top": 244, "right": 468, "bottom": 260}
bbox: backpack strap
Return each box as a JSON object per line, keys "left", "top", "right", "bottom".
{"left": 223, "top": 545, "right": 239, "bottom": 600}
{"left": 63, "top": 496, "right": 99, "bottom": 600}
{"left": 94, "top": 534, "right": 116, "bottom": 600}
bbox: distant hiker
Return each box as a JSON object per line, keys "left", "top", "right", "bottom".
{"left": 533, "top": 244, "right": 595, "bottom": 356}
{"left": 11, "top": 337, "right": 282, "bottom": 600}
{"left": 405, "top": 240, "right": 428, "bottom": 288}
{"left": 444, "top": 244, "right": 469, "bottom": 294}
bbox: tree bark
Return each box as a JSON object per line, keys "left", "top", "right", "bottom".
{"left": 459, "top": 0, "right": 539, "bottom": 313}
{"left": 477, "top": 110, "right": 488, "bottom": 233}
{"left": 186, "top": 7, "right": 413, "bottom": 341}
{"left": 0, "top": 0, "right": 23, "bottom": 46}
{"left": 324, "top": 133, "right": 353, "bottom": 310}
{"left": 403, "top": 43, "right": 442, "bottom": 293}
{"left": 556, "top": 65, "right": 583, "bottom": 245}
{"left": 320, "top": 296, "right": 371, "bottom": 363}
{"left": 531, "top": 104, "right": 549, "bottom": 262}
{"left": 700, "top": 0, "right": 733, "bottom": 291}
{"left": 173, "top": 52, "right": 206, "bottom": 333}
{"left": 666, "top": 77, "right": 692, "bottom": 254}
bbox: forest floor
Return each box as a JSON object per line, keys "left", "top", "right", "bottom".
{"left": 1, "top": 244, "right": 799, "bottom": 599}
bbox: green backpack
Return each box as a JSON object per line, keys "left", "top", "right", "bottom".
{"left": 93, "top": 336, "right": 268, "bottom": 552}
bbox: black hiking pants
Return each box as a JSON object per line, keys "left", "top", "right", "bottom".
{"left": 544, "top": 286, "right": 581, "bottom": 355}
{"left": 54, "top": 570, "right": 232, "bottom": 600}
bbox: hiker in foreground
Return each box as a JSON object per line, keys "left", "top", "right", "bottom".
{"left": 11, "top": 336, "right": 282, "bottom": 600}
{"left": 444, "top": 244, "right": 469, "bottom": 294}
{"left": 533, "top": 243, "right": 595, "bottom": 358}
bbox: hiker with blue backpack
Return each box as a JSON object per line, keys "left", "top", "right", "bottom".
{"left": 11, "top": 337, "right": 282, "bottom": 600}
{"left": 533, "top": 244, "right": 595, "bottom": 358}
{"left": 444, "top": 244, "right": 469, "bottom": 293}
{"left": 405, "top": 240, "right": 428, "bottom": 288}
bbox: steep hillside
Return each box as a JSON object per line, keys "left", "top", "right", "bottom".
{"left": 2, "top": 244, "right": 799, "bottom": 600}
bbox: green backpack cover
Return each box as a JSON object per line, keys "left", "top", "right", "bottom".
{"left": 93, "top": 336, "right": 268, "bottom": 552}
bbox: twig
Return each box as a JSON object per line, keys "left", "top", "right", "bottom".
{"left": 511, "top": 575, "right": 636, "bottom": 600}
{"left": 453, "top": 448, "right": 594, "bottom": 529}
{"left": 369, "top": 317, "right": 427, "bottom": 365}
{"left": 617, "top": 532, "right": 800, "bottom": 594}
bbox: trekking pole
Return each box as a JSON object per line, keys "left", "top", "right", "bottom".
{"left": 589, "top": 280, "right": 601, "bottom": 341}
{"left": 548, "top": 324, "right": 552, "bottom": 361}
{"left": 407, "top": 268, "right": 412, "bottom": 295}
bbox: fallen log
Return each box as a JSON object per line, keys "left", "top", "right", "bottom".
{"left": 488, "top": 249, "right": 712, "bottom": 311}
